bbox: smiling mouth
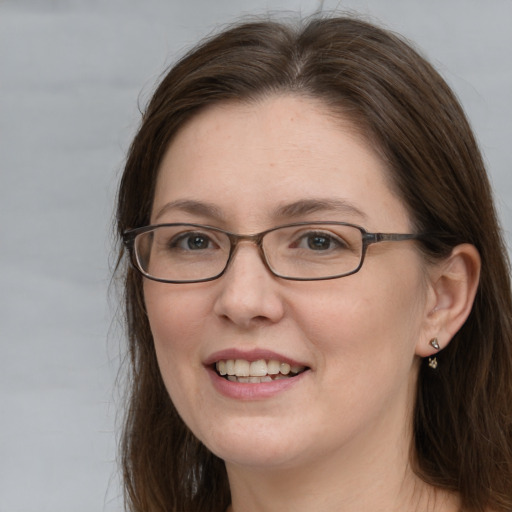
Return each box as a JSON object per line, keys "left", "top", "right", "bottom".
{"left": 214, "top": 359, "right": 308, "bottom": 383}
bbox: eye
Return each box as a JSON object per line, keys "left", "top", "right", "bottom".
{"left": 306, "top": 233, "right": 335, "bottom": 250}
{"left": 293, "top": 231, "right": 348, "bottom": 251}
{"left": 169, "top": 231, "right": 217, "bottom": 251}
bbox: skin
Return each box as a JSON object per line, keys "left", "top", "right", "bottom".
{"left": 143, "top": 95, "right": 476, "bottom": 511}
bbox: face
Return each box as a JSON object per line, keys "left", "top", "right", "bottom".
{"left": 144, "top": 95, "right": 431, "bottom": 472}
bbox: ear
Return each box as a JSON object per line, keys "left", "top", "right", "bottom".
{"left": 416, "top": 243, "right": 481, "bottom": 357}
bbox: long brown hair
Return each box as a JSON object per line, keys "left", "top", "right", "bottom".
{"left": 116, "top": 15, "right": 512, "bottom": 512}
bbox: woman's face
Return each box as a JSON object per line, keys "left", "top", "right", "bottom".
{"left": 144, "top": 95, "right": 432, "bottom": 470}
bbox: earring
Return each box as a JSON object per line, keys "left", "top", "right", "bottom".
{"left": 428, "top": 338, "right": 440, "bottom": 369}
{"left": 429, "top": 337, "right": 440, "bottom": 350}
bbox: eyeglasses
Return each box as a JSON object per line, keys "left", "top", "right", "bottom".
{"left": 122, "top": 222, "right": 425, "bottom": 283}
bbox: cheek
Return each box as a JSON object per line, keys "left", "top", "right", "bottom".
{"left": 143, "top": 284, "right": 209, "bottom": 396}
{"left": 298, "top": 272, "right": 425, "bottom": 427}
{"left": 294, "top": 265, "right": 426, "bottom": 371}
{"left": 144, "top": 283, "right": 208, "bottom": 346}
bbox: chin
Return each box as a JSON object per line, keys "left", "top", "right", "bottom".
{"left": 194, "top": 416, "right": 316, "bottom": 470}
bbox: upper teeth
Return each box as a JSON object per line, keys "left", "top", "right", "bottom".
{"left": 215, "top": 359, "right": 305, "bottom": 378}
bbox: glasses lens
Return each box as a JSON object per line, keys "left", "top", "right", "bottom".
{"left": 134, "top": 225, "right": 230, "bottom": 282}
{"left": 263, "top": 224, "right": 363, "bottom": 279}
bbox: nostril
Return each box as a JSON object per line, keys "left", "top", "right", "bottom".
{"left": 212, "top": 271, "right": 286, "bottom": 327}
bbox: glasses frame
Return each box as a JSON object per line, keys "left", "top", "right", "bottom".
{"left": 122, "top": 221, "right": 426, "bottom": 283}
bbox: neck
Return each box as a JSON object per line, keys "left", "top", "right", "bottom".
{"left": 226, "top": 447, "right": 458, "bottom": 512}
{"left": 224, "top": 386, "right": 459, "bottom": 512}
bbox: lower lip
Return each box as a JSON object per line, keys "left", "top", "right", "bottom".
{"left": 207, "top": 367, "right": 308, "bottom": 400}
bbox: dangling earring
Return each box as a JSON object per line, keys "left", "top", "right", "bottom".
{"left": 428, "top": 337, "right": 440, "bottom": 369}
{"left": 428, "top": 357, "right": 438, "bottom": 369}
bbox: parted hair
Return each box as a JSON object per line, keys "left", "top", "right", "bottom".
{"left": 116, "top": 15, "right": 512, "bottom": 512}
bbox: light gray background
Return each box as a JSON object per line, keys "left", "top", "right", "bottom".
{"left": 1, "top": 1, "right": 511, "bottom": 511}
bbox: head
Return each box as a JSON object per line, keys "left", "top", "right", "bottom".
{"left": 116, "top": 15, "right": 512, "bottom": 512}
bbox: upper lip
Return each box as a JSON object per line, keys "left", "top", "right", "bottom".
{"left": 204, "top": 348, "right": 310, "bottom": 368}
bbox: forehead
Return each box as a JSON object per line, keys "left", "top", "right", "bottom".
{"left": 152, "top": 95, "right": 410, "bottom": 232}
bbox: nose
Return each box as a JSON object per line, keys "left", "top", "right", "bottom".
{"left": 212, "top": 243, "right": 285, "bottom": 328}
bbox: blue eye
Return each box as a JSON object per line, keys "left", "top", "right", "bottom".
{"left": 294, "top": 231, "right": 347, "bottom": 251}
{"left": 171, "top": 232, "right": 215, "bottom": 251}
{"left": 187, "top": 234, "right": 210, "bottom": 250}
{"left": 307, "top": 234, "right": 334, "bottom": 250}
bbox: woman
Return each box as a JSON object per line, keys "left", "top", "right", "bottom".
{"left": 116, "top": 15, "right": 512, "bottom": 512}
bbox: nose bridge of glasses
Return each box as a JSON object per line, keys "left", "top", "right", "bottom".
{"left": 228, "top": 231, "right": 265, "bottom": 246}
{"left": 226, "top": 231, "right": 270, "bottom": 270}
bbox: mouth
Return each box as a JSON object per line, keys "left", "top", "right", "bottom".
{"left": 214, "top": 358, "right": 308, "bottom": 383}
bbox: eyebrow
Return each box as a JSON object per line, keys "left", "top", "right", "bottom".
{"left": 154, "top": 199, "right": 226, "bottom": 222}
{"left": 154, "top": 197, "right": 367, "bottom": 224}
{"left": 272, "top": 198, "right": 368, "bottom": 221}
